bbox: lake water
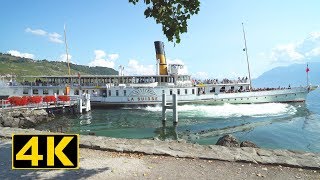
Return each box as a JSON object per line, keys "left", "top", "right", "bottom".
{"left": 35, "top": 89, "right": 320, "bottom": 153}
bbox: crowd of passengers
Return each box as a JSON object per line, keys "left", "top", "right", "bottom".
{"left": 223, "top": 85, "right": 292, "bottom": 93}
{"left": 193, "top": 77, "right": 249, "bottom": 85}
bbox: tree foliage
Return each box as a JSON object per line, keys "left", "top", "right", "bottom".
{"left": 129, "top": 0, "right": 200, "bottom": 44}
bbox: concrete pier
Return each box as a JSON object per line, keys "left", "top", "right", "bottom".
{"left": 1, "top": 127, "right": 320, "bottom": 170}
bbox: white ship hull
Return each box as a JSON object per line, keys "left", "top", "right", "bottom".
{"left": 90, "top": 86, "right": 310, "bottom": 107}
{"left": 1, "top": 81, "right": 315, "bottom": 107}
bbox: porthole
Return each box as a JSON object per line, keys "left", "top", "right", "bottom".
{"left": 265, "top": 97, "right": 266, "bottom": 99}
{"left": 234, "top": 99, "right": 237, "bottom": 100}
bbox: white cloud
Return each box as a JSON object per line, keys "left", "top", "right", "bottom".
{"left": 48, "top": 32, "right": 64, "bottom": 44}
{"left": 167, "top": 58, "right": 189, "bottom": 75}
{"left": 191, "top": 71, "right": 209, "bottom": 80}
{"left": 94, "top": 50, "right": 106, "bottom": 59}
{"left": 305, "top": 47, "right": 320, "bottom": 57}
{"left": 59, "top": 54, "right": 72, "bottom": 62}
{"left": 89, "top": 59, "right": 115, "bottom": 68}
{"left": 25, "top": 27, "right": 64, "bottom": 44}
{"left": 88, "top": 50, "right": 118, "bottom": 69}
{"left": 7, "top": 50, "right": 35, "bottom": 59}
{"left": 25, "top": 28, "right": 47, "bottom": 36}
{"left": 269, "top": 31, "right": 320, "bottom": 64}
{"left": 108, "top": 54, "right": 119, "bottom": 61}
{"left": 270, "top": 43, "right": 305, "bottom": 63}
{"left": 309, "top": 32, "right": 320, "bottom": 40}
{"left": 124, "top": 59, "right": 155, "bottom": 75}
{"left": 121, "top": 58, "right": 189, "bottom": 76}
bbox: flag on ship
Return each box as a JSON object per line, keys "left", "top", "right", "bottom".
{"left": 306, "top": 64, "right": 310, "bottom": 73}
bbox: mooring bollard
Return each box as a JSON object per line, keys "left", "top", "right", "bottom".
{"left": 85, "top": 94, "right": 91, "bottom": 112}
{"left": 78, "top": 98, "right": 83, "bottom": 113}
{"left": 162, "top": 93, "right": 178, "bottom": 124}
{"left": 162, "top": 93, "right": 167, "bottom": 122}
{"left": 172, "top": 94, "right": 178, "bottom": 123}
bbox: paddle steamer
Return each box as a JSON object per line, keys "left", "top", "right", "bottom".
{"left": 0, "top": 41, "right": 316, "bottom": 107}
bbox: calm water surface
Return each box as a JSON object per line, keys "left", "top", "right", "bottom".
{"left": 35, "top": 89, "right": 320, "bottom": 152}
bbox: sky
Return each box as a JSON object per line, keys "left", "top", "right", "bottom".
{"left": 1, "top": 0, "right": 320, "bottom": 79}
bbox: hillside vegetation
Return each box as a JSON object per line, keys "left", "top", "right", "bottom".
{"left": 0, "top": 53, "right": 118, "bottom": 80}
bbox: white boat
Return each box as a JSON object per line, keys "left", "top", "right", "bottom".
{"left": 1, "top": 41, "right": 317, "bottom": 107}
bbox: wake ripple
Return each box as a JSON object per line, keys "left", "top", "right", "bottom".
{"left": 143, "top": 103, "right": 297, "bottom": 118}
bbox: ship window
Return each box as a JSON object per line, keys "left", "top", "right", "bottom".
{"left": 234, "top": 99, "right": 236, "bottom": 100}
{"left": 247, "top": 98, "right": 249, "bottom": 100}
{"left": 192, "top": 89, "right": 195, "bottom": 94}
{"left": 221, "top": 99, "right": 223, "bottom": 101}
{"left": 256, "top": 97, "right": 258, "bottom": 99}
{"left": 275, "top": 96, "right": 278, "bottom": 98}
{"left": 116, "top": 90, "right": 119, "bottom": 96}
{"left": 241, "top": 98, "right": 243, "bottom": 100}
{"left": 108, "top": 90, "right": 111, "bottom": 96}
{"left": 265, "top": 97, "right": 266, "bottom": 98}
{"left": 210, "top": 87, "right": 215, "bottom": 93}
{"left": 294, "top": 94, "right": 296, "bottom": 96}
{"left": 185, "top": 89, "right": 188, "bottom": 94}
{"left": 220, "top": 86, "right": 225, "bottom": 92}
{"left": 23, "top": 88, "right": 28, "bottom": 95}
{"left": 124, "top": 90, "right": 126, "bottom": 96}
{"left": 177, "top": 89, "right": 180, "bottom": 95}
{"left": 228, "top": 99, "right": 230, "bottom": 101}
{"left": 231, "top": 86, "right": 234, "bottom": 90}
{"left": 170, "top": 89, "right": 173, "bottom": 95}
{"left": 285, "top": 95, "right": 287, "bottom": 97}
{"left": 43, "top": 89, "right": 49, "bottom": 95}
{"left": 33, "top": 89, "right": 39, "bottom": 95}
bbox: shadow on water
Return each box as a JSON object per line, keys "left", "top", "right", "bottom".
{"left": 0, "top": 140, "right": 109, "bottom": 179}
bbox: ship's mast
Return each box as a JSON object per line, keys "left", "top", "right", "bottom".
{"left": 64, "top": 24, "right": 71, "bottom": 76}
{"left": 242, "top": 23, "right": 252, "bottom": 91}
{"left": 306, "top": 63, "right": 309, "bottom": 87}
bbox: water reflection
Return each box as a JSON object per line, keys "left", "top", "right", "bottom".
{"left": 154, "top": 122, "right": 178, "bottom": 140}
{"left": 79, "top": 112, "right": 92, "bottom": 126}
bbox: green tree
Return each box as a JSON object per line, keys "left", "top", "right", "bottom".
{"left": 129, "top": 0, "right": 200, "bottom": 44}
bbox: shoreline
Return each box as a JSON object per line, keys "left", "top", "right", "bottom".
{"left": 1, "top": 126, "right": 319, "bottom": 170}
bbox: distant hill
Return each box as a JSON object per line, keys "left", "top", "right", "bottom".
{"left": 253, "top": 62, "right": 320, "bottom": 88}
{"left": 0, "top": 53, "right": 118, "bottom": 80}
